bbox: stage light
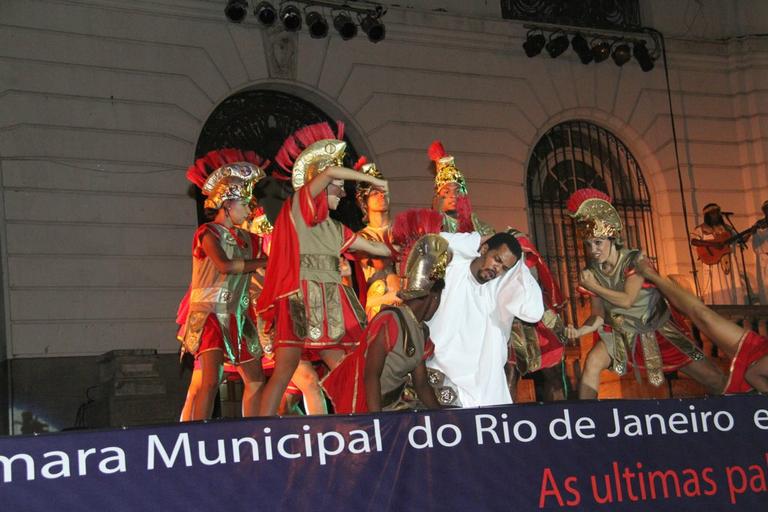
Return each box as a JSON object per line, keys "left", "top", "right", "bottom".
{"left": 633, "top": 41, "right": 655, "bottom": 72}
{"left": 546, "top": 32, "right": 569, "bottom": 58}
{"left": 224, "top": 0, "right": 248, "bottom": 23}
{"left": 254, "top": 1, "right": 276, "bottom": 26}
{"left": 571, "top": 33, "right": 593, "bottom": 64}
{"left": 611, "top": 43, "right": 631, "bottom": 66}
{"left": 591, "top": 40, "right": 611, "bottom": 63}
{"left": 280, "top": 4, "right": 302, "bottom": 32}
{"left": 333, "top": 12, "right": 357, "bottom": 40}
{"left": 306, "top": 11, "right": 328, "bottom": 38}
{"left": 523, "top": 31, "right": 546, "bottom": 58}
{"left": 360, "top": 12, "right": 385, "bottom": 43}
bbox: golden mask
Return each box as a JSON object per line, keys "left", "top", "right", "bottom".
{"left": 398, "top": 234, "right": 452, "bottom": 300}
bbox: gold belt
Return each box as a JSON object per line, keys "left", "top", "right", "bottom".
{"left": 299, "top": 254, "right": 340, "bottom": 272}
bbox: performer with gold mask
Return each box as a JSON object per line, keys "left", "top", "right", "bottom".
{"left": 354, "top": 156, "right": 401, "bottom": 318}
{"left": 564, "top": 188, "right": 725, "bottom": 398}
{"left": 178, "top": 150, "right": 269, "bottom": 420}
{"left": 428, "top": 140, "right": 495, "bottom": 236}
{"left": 255, "top": 122, "right": 396, "bottom": 416}
{"left": 321, "top": 234, "right": 449, "bottom": 413}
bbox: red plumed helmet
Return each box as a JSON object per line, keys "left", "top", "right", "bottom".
{"left": 186, "top": 148, "right": 270, "bottom": 188}
{"left": 566, "top": 188, "right": 611, "bottom": 214}
{"left": 427, "top": 140, "right": 446, "bottom": 162}
{"left": 273, "top": 121, "right": 345, "bottom": 179}
{"left": 391, "top": 208, "right": 444, "bottom": 271}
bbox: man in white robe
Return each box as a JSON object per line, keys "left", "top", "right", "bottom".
{"left": 425, "top": 231, "right": 544, "bottom": 407}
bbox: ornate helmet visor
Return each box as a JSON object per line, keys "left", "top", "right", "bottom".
{"left": 398, "top": 234, "right": 452, "bottom": 301}
{"left": 565, "top": 189, "right": 623, "bottom": 240}
{"left": 202, "top": 162, "right": 266, "bottom": 210}
{"left": 273, "top": 121, "right": 347, "bottom": 191}
{"left": 290, "top": 139, "right": 346, "bottom": 191}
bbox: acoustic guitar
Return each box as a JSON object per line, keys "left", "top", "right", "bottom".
{"left": 694, "top": 230, "right": 732, "bottom": 265}
{"left": 694, "top": 223, "right": 763, "bottom": 265}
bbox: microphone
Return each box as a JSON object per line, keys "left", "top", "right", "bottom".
{"left": 721, "top": 211, "right": 734, "bottom": 216}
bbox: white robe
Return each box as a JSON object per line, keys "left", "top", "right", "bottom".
{"left": 425, "top": 232, "right": 544, "bottom": 407}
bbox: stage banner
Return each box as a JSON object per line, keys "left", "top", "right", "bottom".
{"left": 1, "top": 395, "right": 767, "bottom": 511}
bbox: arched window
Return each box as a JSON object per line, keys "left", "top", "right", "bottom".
{"left": 194, "top": 89, "right": 361, "bottom": 228}
{"left": 526, "top": 120, "right": 658, "bottom": 324}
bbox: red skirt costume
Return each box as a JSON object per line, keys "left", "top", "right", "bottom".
{"left": 257, "top": 186, "right": 366, "bottom": 354}
{"left": 177, "top": 223, "right": 264, "bottom": 364}
{"left": 322, "top": 305, "right": 435, "bottom": 414}
{"left": 724, "top": 330, "right": 768, "bottom": 393}
{"left": 584, "top": 249, "right": 705, "bottom": 386}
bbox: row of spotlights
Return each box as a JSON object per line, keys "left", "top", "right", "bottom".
{"left": 523, "top": 30, "right": 655, "bottom": 71}
{"left": 225, "top": 1, "right": 385, "bottom": 43}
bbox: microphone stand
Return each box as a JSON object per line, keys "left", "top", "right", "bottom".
{"left": 722, "top": 213, "right": 755, "bottom": 305}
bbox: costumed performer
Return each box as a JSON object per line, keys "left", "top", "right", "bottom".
{"left": 255, "top": 121, "right": 395, "bottom": 416}
{"left": 353, "top": 156, "right": 401, "bottom": 318}
{"left": 505, "top": 228, "right": 568, "bottom": 400}
{"left": 427, "top": 140, "right": 495, "bottom": 236}
{"left": 564, "top": 188, "right": 725, "bottom": 399}
{"left": 322, "top": 233, "right": 450, "bottom": 413}
{"left": 178, "top": 150, "right": 269, "bottom": 420}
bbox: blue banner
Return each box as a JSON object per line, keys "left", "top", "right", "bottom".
{"left": 1, "top": 395, "right": 767, "bottom": 511}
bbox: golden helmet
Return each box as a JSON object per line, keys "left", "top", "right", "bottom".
{"left": 273, "top": 121, "right": 347, "bottom": 190}
{"left": 565, "top": 188, "right": 623, "bottom": 239}
{"left": 290, "top": 139, "right": 347, "bottom": 191}
{"left": 428, "top": 140, "right": 467, "bottom": 195}
{"left": 398, "top": 234, "right": 452, "bottom": 300}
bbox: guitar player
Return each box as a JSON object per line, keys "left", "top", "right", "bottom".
{"left": 753, "top": 199, "right": 768, "bottom": 305}
{"left": 691, "top": 203, "right": 745, "bottom": 305}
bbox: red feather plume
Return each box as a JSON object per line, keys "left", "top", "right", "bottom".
{"left": 427, "top": 140, "right": 446, "bottom": 162}
{"left": 274, "top": 121, "right": 345, "bottom": 178}
{"left": 391, "top": 208, "right": 444, "bottom": 272}
{"left": 455, "top": 195, "right": 474, "bottom": 232}
{"left": 186, "top": 148, "right": 270, "bottom": 189}
{"left": 566, "top": 188, "right": 612, "bottom": 214}
{"left": 353, "top": 156, "right": 368, "bottom": 171}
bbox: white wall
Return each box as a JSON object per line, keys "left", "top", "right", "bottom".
{"left": 1, "top": 0, "right": 767, "bottom": 358}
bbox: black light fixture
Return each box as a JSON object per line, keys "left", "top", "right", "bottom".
{"left": 254, "top": 1, "right": 277, "bottom": 26}
{"left": 545, "top": 32, "right": 569, "bottom": 58}
{"left": 523, "top": 31, "right": 546, "bottom": 58}
{"left": 280, "top": 4, "right": 302, "bottom": 31}
{"left": 611, "top": 42, "right": 631, "bottom": 66}
{"left": 306, "top": 11, "right": 328, "bottom": 38}
{"left": 591, "top": 39, "right": 611, "bottom": 63}
{"left": 571, "top": 33, "right": 593, "bottom": 64}
{"left": 333, "top": 11, "right": 357, "bottom": 40}
{"left": 522, "top": 24, "right": 658, "bottom": 73}
{"left": 633, "top": 40, "right": 655, "bottom": 72}
{"left": 224, "top": 0, "right": 249, "bottom": 23}
{"left": 360, "top": 11, "right": 385, "bottom": 43}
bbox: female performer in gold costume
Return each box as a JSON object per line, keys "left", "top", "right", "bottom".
{"left": 564, "top": 188, "right": 725, "bottom": 399}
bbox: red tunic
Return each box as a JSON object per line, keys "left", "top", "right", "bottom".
{"left": 724, "top": 330, "right": 768, "bottom": 393}
{"left": 322, "top": 308, "right": 435, "bottom": 414}
{"left": 256, "top": 186, "right": 364, "bottom": 353}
